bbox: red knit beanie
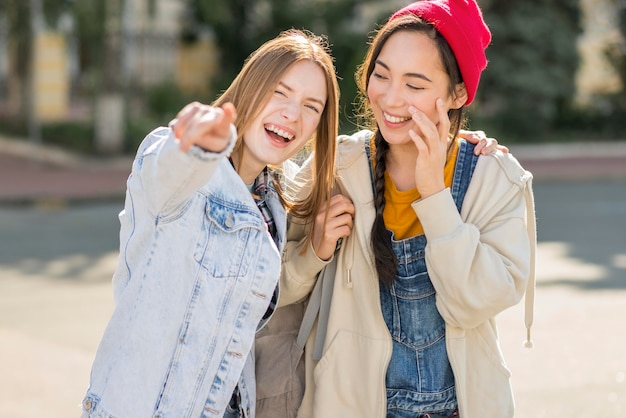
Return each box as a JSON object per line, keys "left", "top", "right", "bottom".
{"left": 390, "top": 0, "right": 491, "bottom": 105}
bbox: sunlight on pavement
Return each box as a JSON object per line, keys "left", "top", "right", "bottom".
{"left": 5, "top": 251, "right": 119, "bottom": 282}
{"left": 0, "top": 328, "right": 92, "bottom": 418}
{"left": 613, "top": 254, "right": 626, "bottom": 269}
{"left": 537, "top": 241, "right": 608, "bottom": 282}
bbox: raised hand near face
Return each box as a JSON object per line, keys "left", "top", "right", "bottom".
{"left": 407, "top": 98, "right": 449, "bottom": 199}
{"left": 171, "top": 102, "right": 237, "bottom": 153}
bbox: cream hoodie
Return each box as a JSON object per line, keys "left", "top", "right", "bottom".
{"left": 279, "top": 130, "right": 536, "bottom": 418}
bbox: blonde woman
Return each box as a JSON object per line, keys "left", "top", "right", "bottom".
{"left": 81, "top": 29, "right": 340, "bottom": 418}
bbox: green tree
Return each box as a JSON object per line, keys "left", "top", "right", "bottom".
{"left": 184, "top": 0, "right": 382, "bottom": 134}
{"left": 474, "top": 0, "right": 581, "bottom": 140}
{"left": 0, "top": 0, "right": 31, "bottom": 122}
{"left": 606, "top": 1, "right": 626, "bottom": 110}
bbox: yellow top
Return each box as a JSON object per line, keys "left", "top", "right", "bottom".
{"left": 380, "top": 139, "right": 459, "bottom": 240}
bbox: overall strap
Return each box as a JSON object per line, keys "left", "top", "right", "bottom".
{"left": 450, "top": 139, "right": 480, "bottom": 210}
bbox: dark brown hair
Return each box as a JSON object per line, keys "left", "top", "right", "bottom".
{"left": 354, "top": 15, "right": 466, "bottom": 286}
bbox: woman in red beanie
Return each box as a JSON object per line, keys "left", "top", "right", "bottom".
{"left": 277, "top": 1, "right": 537, "bottom": 417}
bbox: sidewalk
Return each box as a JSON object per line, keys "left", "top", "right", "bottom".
{"left": 1, "top": 135, "right": 625, "bottom": 417}
{"left": 1, "top": 135, "right": 626, "bottom": 205}
{"left": 0, "top": 136, "right": 133, "bottom": 205}
{"left": 509, "top": 140, "right": 626, "bottom": 181}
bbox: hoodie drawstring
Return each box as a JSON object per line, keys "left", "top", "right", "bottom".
{"left": 523, "top": 176, "right": 537, "bottom": 349}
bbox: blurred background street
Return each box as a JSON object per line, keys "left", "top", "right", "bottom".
{"left": 0, "top": 137, "right": 625, "bottom": 417}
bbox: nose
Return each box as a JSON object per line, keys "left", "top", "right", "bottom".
{"left": 280, "top": 101, "right": 300, "bottom": 121}
{"left": 383, "top": 82, "right": 405, "bottom": 108}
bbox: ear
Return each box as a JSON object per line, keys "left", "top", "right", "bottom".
{"left": 451, "top": 82, "right": 468, "bottom": 109}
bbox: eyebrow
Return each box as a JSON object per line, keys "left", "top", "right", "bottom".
{"left": 375, "top": 59, "right": 432, "bottom": 83}
{"left": 278, "top": 81, "right": 326, "bottom": 107}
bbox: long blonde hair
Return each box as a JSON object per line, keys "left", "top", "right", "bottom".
{"left": 213, "top": 29, "right": 339, "bottom": 228}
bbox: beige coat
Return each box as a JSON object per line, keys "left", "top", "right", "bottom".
{"left": 277, "top": 130, "right": 536, "bottom": 418}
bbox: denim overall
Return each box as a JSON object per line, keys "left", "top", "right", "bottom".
{"left": 367, "top": 138, "right": 478, "bottom": 418}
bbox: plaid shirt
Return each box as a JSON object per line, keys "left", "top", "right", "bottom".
{"left": 252, "top": 167, "right": 278, "bottom": 247}
{"left": 252, "top": 167, "right": 279, "bottom": 323}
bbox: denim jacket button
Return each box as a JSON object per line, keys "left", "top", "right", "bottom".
{"left": 225, "top": 212, "right": 234, "bottom": 228}
{"left": 82, "top": 399, "right": 92, "bottom": 410}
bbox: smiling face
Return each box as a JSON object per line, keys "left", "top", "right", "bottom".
{"left": 366, "top": 30, "right": 467, "bottom": 148}
{"left": 238, "top": 60, "right": 327, "bottom": 183}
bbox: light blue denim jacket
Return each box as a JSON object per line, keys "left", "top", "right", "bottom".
{"left": 81, "top": 126, "right": 286, "bottom": 418}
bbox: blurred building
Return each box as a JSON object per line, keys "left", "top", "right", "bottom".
{"left": 119, "top": 0, "right": 216, "bottom": 94}
{"left": 0, "top": 0, "right": 217, "bottom": 119}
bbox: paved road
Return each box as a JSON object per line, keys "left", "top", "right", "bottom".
{"left": 1, "top": 179, "right": 625, "bottom": 417}
{"left": 0, "top": 203, "right": 121, "bottom": 417}
{"left": 0, "top": 165, "right": 626, "bottom": 418}
{"left": 498, "top": 180, "right": 626, "bottom": 417}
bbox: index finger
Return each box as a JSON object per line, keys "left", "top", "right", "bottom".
{"left": 220, "top": 102, "right": 237, "bottom": 125}
{"left": 204, "top": 103, "right": 237, "bottom": 140}
{"left": 172, "top": 102, "right": 203, "bottom": 139}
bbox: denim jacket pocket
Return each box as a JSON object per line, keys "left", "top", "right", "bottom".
{"left": 194, "top": 197, "right": 265, "bottom": 279}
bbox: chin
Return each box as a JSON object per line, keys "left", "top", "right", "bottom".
{"left": 264, "top": 153, "right": 288, "bottom": 167}
{"left": 378, "top": 128, "right": 407, "bottom": 144}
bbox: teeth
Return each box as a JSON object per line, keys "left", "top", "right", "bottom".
{"left": 384, "top": 112, "right": 411, "bottom": 124}
{"left": 266, "top": 124, "right": 294, "bottom": 142}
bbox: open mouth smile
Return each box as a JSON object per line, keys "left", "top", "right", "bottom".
{"left": 383, "top": 112, "right": 411, "bottom": 124}
{"left": 265, "top": 123, "right": 295, "bottom": 143}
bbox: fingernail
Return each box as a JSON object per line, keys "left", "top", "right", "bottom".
{"left": 408, "top": 106, "right": 417, "bottom": 114}
{"left": 436, "top": 98, "right": 444, "bottom": 107}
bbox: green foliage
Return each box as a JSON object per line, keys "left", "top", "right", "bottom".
{"left": 475, "top": 0, "right": 581, "bottom": 140}
{"left": 606, "top": 4, "right": 626, "bottom": 100}
{"left": 145, "top": 82, "right": 195, "bottom": 123}
{"left": 0, "top": 118, "right": 96, "bottom": 154}
{"left": 185, "top": 0, "right": 376, "bottom": 134}
{"left": 3, "top": 0, "right": 623, "bottom": 155}
{"left": 553, "top": 98, "right": 626, "bottom": 141}
{"left": 126, "top": 114, "right": 161, "bottom": 154}
{"left": 73, "top": 0, "right": 106, "bottom": 67}
{"left": 40, "top": 121, "right": 94, "bottom": 153}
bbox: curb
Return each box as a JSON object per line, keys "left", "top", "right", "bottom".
{"left": 507, "top": 140, "right": 626, "bottom": 160}
{"left": 1, "top": 136, "right": 625, "bottom": 206}
{"left": 4, "top": 135, "right": 625, "bottom": 167}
